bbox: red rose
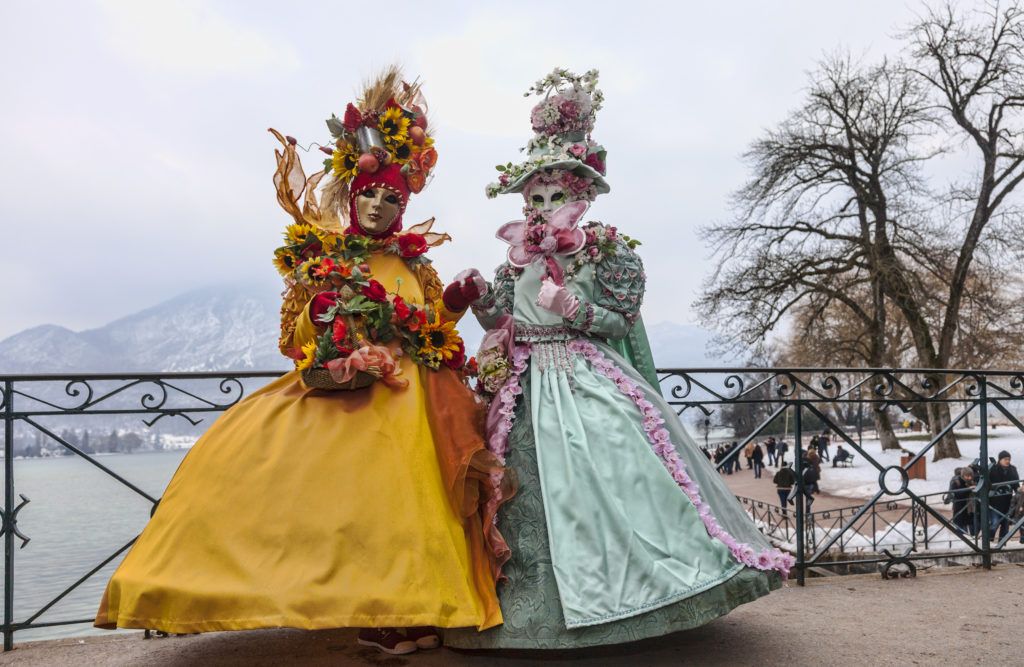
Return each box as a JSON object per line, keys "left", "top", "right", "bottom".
{"left": 444, "top": 341, "right": 466, "bottom": 370}
{"left": 361, "top": 279, "right": 387, "bottom": 302}
{"left": 392, "top": 296, "right": 411, "bottom": 321}
{"left": 398, "top": 233, "right": 428, "bottom": 258}
{"left": 331, "top": 318, "right": 347, "bottom": 346}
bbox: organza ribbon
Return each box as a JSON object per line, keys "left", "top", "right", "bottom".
{"left": 325, "top": 342, "right": 408, "bottom": 389}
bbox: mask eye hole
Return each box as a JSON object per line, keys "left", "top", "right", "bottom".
{"left": 360, "top": 189, "right": 375, "bottom": 199}
{"left": 532, "top": 194, "right": 544, "bottom": 204}
{"left": 551, "top": 192, "right": 564, "bottom": 202}
{"left": 385, "top": 194, "right": 399, "bottom": 205}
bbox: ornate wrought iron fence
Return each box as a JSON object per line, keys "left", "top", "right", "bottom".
{"left": 1, "top": 372, "right": 284, "bottom": 650}
{"left": 661, "top": 367, "right": 1024, "bottom": 585}
{"left": 2, "top": 367, "right": 1024, "bottom": 649}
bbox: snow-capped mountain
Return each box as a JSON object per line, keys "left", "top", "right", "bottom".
{"left": 0, "top": 285, "right": 292, "bottom": 374}
{"left": 0, "top": 287, "right": 723, "bottom": 375}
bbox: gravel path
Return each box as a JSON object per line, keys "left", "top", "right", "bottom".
{"left": 3, "top": 564, "right": 1021, "bottom": 666}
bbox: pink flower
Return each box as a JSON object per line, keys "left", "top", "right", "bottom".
{"left": 568, "top": 144, "right": 586, "bottom": 157}
{"left": 559, "top": 99, "right": 579, "bottom": 119}
{"left": 498, "top": 173, "right": 510, "bottom": 186}
{"left": 584, "top": 152, "right": 605, "bottom": 174}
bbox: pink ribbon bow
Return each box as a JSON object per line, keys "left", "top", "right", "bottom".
{"left": 496, "top": 201, "right": 589, "bottom": 286}
{"left": 325, "top": 342, "right": 408, "bottom": 389}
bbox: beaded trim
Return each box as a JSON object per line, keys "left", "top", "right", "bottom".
{"left": 533, "top": 340, "right": 576, "bottom": 392}
{"left": 514, "top": 324, "right": 577, "bottom": 342}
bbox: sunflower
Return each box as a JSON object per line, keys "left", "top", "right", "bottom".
{"left": 295, "top": 339, "right": 318, "bottom": 370}
{"left": 417, "top": 312, "right": 462, "bottom": 361}
{"left": 273, "top": 247, "right": 299, "bottom": 276}
{"left": 331, "top": 141, "right": 360, "bottom": 182}
{"left": 392, "top": 140, "right": 413, "bottom": 165}
{"left": 321, "top": 231, "right": 344, "bottom": 253}
{"left": 378, "top": 107, "right": 410, "bottom": 147}
{"left": 298, "top": 257, "right": 327, "bottom": 286}
{"left": 284, "top": 222, "right": 317, "bottom": 246}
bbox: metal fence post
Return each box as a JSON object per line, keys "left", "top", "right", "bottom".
{"left": 979, "top": 377, "right": 991, "bottom": 569}
{"left": 4, "top": 380, "right": 13, "bottom": 651}
{"left": 794, "top": 403, "right": 805, "bottom": 586}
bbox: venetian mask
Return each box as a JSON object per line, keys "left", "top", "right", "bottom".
{"left": 355, "top": 188, "right": 402, "bottom": 235}
{"left": 527, "top": 183, "right": 568, "bottom": 216}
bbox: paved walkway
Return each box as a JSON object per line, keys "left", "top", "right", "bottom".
{"left": 2, "top": 564, "right": 1020, "bottom": 665}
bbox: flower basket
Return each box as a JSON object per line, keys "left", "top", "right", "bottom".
{"left": 301, "top": 367, "right": 381, "bottom": 391}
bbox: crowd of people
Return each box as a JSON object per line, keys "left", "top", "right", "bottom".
{"left": 704, "top": 433, "right": 1023, "bottom": 541}
{"left": 702, "top": 431, "right": 852, "bottom": 514}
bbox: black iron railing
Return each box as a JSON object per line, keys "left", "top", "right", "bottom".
{"left": 660, "top": 367, "right": 1024, "bottom": 583}
{"left": 2, "top": 367, "right": 1023, "bottom": 649}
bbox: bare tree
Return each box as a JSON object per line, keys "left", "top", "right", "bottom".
{"left": 699, "top": 2, "right": 1024, "bottom": 460}
{"left": 697, "top": 54, "right": 934, "bottom": 450}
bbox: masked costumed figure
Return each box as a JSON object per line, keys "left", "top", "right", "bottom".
{"left": 445, "top": 69, "right": 793, "bottom": 650}
{"left": 95, "top": 68, "right": 512, "bottom": 656}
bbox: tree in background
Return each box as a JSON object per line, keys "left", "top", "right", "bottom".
{"left": 698, "top": 2, "right": 1024, "bottom": 460}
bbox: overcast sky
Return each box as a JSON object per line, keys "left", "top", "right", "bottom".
{"left": 0, "top": 0, "right": 927, "bottom": 343}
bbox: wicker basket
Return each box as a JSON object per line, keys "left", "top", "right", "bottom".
{"left": 301, "top": 367, "right": 380, "bottom": 391}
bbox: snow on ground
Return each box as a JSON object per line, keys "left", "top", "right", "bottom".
{"left": 820, "top": 426, "right": 1024, "bottom": 500}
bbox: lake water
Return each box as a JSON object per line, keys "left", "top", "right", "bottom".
{"left": 2, "top": 450, "right": 190, "bottom": 644}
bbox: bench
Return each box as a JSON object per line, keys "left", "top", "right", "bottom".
{"left": 835, "top": 455, "right": 855, "bottom": 468}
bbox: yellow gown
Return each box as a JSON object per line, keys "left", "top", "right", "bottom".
{"left": 95, "top": 253, "right": 504, "bottom": 633}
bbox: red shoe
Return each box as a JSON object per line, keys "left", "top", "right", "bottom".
{"left": 405, "top": 626, "right": 441, "bottom": 650}
{"left": 357, "top": 628, "right": 417, "bottom": 655}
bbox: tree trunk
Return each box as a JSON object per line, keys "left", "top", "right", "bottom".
{"left": 874, "top": 408, "right": 901, "bottom": 450}
{"left": 928, "top": 401, "right": 961, "bottom": 461}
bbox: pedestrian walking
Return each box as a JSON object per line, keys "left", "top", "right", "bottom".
{"left": 752, "top": 443, "right": 765, "bottom": 479}
{"left": 765, "top": 437, "right": 777, "bottom": 467}
{"left": 773, "top": 464, "right": 796, "bottom": 513}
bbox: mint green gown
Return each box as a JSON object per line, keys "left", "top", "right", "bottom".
{"left": 445, "top": 230, "right": 790, "bottom": 649}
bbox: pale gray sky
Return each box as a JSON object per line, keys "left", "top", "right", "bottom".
{"left": 0, "top": 0, "right": 923, "bottom": 342}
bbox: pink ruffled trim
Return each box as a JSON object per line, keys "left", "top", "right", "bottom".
{"left": 568, "top": 340, "right": 795, "bottom": 579}
{"left": 486, "top": 343, "right": 532, "bottom": 466}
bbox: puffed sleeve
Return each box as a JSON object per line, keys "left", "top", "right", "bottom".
{"left": 567, "top": 237, "right": 646, "bottom": 341}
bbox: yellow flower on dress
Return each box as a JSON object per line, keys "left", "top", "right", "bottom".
{"left": 295, "top": 339, "right": 318, "bottom": 370}
{"left": 331, "top": 142, "right": 360, "bottom": 182}
{"left": 321, "top": 231, "right": 343, "bottom": 253}
{"left": 298, "top": 258, "right": 327, "bottom": 286}
{"left": 284, "top": 222, "right": 317, "bottom": 246}
{"left": 378, "top": 107, "right": 410, "bottom": 146}
{"left": 273, "top": 248, "right": 299, "bottom": 276}
{"left": 418, "top": 312, "right": 461, "bottom": 361}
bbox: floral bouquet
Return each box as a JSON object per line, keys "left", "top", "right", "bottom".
{"left": 274, "top": 222, "right": 472, "bottom": 390}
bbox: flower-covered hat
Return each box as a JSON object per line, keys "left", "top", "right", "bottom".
{"left": 318, "top": 66, "right": 438, "bottom": 233}
{"left": 487, "top": 68, "right": 609, "bottom": 198}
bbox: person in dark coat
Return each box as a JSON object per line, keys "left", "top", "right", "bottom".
{"left": 773, "top": 464, "right": 796, "bottom": 512}
{"left": 989, "top": 451, "right": 1020, "bottom": 540}
{"left": 752, "top": 443, "right": 765, "bottom": 479}
{"left": 801, "top": 465, "right": 820, "bottom": 513}
{"left": 946, "top": 467, "right": 977, "bottom": 536}
{"left": 832, "top": 445, "right": 850, "bottom": 467}
{"left": 765, "top": 437, "right": 777, "bottom": 466}
{"left": 776, "top": 440, "right": 789, "bottom": 467}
